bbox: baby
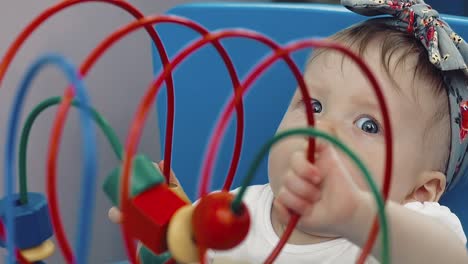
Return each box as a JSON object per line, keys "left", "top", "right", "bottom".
{"left": 109, "top": 1, "right": 468, "bottom": 263}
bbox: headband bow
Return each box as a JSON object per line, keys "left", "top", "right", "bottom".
{"left": 341, "top": 0, "right": 468, "bottom": 190}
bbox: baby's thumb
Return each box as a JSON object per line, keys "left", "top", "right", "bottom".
{"left": 314, "top": 139, "right": 341, "bottom": 164}
{"left": 158, "top": 160, "right": 191, "bottom": 203}
{"left": 314, "top": 138, "right": 332, "bottom": 153}
{"left": 157, "top": 160, "right": 179, "bottom": 185}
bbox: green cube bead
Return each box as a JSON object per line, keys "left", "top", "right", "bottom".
{"left": 102, "top": 154, "right": 165, "bottom": 206}
{"left": 139, "top": 246, "right": 171, "bottom": 264}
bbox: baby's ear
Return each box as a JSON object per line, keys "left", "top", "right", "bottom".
{"left": 404, "top": 171, "right": 446, "bottom": 203}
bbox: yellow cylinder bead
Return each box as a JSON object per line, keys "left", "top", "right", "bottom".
{"left": 167, "top": 205, "right": 199, "bottom": 263}
{"left": 20, "top": 239, "right": 55, "bottom": 262}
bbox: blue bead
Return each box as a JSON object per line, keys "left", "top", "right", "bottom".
{"left": 0, "top": 193, "right": 53, "bottom": 249}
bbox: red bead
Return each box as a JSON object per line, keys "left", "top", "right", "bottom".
{"left": 126, "top": 184, "right": 188, "bottom": 254}
{"left": 192, "top": 192, "right": 250, "bottom": 250}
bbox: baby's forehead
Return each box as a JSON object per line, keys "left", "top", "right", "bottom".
{"left": 301, "top": 45, "right": 446, "bottom": 120}
{"left": 305, "top": 39, "right": 439, "bottom": 102}
{"left": 308, "top": 38, "right": 415, "bottom": 78}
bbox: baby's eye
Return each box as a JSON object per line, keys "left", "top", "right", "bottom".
{"left": 311, "top": 99, "right": 322, "bottom": 114}
{"left": 355, "top": 116, "right": 380, "bottom": 134}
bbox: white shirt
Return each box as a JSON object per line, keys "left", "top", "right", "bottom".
{"left": 209, "top": 184, "right": 467, "bottom": 264}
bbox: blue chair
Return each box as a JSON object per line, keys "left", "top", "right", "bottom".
{"left": 427, "top": 0, "right": 467, "bottom": 16}
{"left": 152, "top": 3, "right": 468, "bottom": 242}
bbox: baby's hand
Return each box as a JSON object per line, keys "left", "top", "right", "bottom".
{"left": 275, "top": 141, "right": 364, "bottom": 236}
{"left": 107, "top": 160, "right": 183, "bottom": 224}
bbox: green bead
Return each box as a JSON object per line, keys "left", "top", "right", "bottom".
{"left": 102, "top": 154, "right": 165, "bottom": 206}
{"left": 139, "top": 246, "right": 171, "bottom": 264}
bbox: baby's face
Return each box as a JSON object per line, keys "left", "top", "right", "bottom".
{"left": 268, "top": 44, "right": 447, "bottom": 203}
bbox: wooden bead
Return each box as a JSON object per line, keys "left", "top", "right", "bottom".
{"left": 20, "top": 239, "right": 54, "bottom": 262}
{"left": 167, "top": 205, "right": 199, "bottom": 264}
{"left": 0, "top": 192, "right": 53, "bottom": 249}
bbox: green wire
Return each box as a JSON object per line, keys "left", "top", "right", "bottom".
{"left": 19, "top": 96, "right": 123, "bottom": 204}
{"left": 231, "top": 127, "right": 389, "bottom": 264}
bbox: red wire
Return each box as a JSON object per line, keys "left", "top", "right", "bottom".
{"left": 0, "top": 219, "right": 31, "bottom": 264}
{"left": 81, "top": 17, "right": 244, "bottom": 193}
{"left": 356, "top": 218, "right": 379, "bottom": 264}
{"left": 48, "top": 14, "right": 245, "bottom": 264}
{"left": 113, "top": 29, "right": 312, "bottom": 264}
{"left": 198, "top": 46, "right": 315, "bottom": 198}
{"left": 117, "top": 30, "right": 394, "bottom": 264}
{"left": 0, "top": 0, "right": 178, "bottom": 262}
{"left": 50, "top": 17, "right": 391, "bottom": 264}
{"left": 46, "top": 89, "right": 75, "bottom": 263}
{"left": 86, "top": 22, "right": 391, "bottom": 264}
{"left": 35, "top": 1, "right": 168, "bottom": 263}
{"left": 197, "top": 39, "right": 394, "bottom": 263}
{"left": 1, "top": 2, "right": 390, "bottom": 263}
{"left": 219, "top": 46, "right": 312, "bottom": 191}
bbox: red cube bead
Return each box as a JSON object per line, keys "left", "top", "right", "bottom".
{"left": 126, "top": 184, "right": 188, "bottom": 254}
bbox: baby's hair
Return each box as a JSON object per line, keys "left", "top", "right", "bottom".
{"left": 307, "top": 18, "right": 450, "bottom": 172}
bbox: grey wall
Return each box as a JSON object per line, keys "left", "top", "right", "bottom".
{"left": 0, "top": 1, "right": 257, "bottom": 263}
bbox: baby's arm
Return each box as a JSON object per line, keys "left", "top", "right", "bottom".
{"left": 346, "top": 193, "right": 468, "bottom": 263}
{"left": 276, "top": 142, "right": 468, "bottom": 264}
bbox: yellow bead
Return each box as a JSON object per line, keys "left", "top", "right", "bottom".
{"left": 167, "top": 205, "right": 199, "bottom": 263}
{"left": 20, "top": 239, "right": 55, "bottom": 262}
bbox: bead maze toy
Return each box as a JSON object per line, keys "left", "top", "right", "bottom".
{"left": 0, "top": 1, "right": 466, "bottom": 264}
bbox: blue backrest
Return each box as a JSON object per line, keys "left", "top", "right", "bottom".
{"left": 152, "top": 3, "right": 468, "bottom": 236}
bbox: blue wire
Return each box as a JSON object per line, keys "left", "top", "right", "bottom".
{"left": 4, "top": 53, "right": 98, "bottom": 264}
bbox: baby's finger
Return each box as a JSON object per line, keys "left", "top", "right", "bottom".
{"left": 108, "top": 206, "right": 122, "bottom": 224}
{"left": 284, "top": 170, "right": 321, "bottom": 203}
{"left": 290, "top": 152, "right": 322, "bottom": 185}
{"left": 157, "top": 160, "right": 191, "bottom": 203}
{"left": 277, "top": 188, "right": 316, "bottom": 216}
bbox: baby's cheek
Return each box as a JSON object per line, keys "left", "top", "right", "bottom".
{"left": 342, "top": 149, "right": 384, "bottom": 192}
{"left": 346, "top": 160, "right": 371, "bottom": 190}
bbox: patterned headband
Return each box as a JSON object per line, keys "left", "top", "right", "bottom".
{"left": 341, "top": 0, "right": 468, "bottom": 190}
